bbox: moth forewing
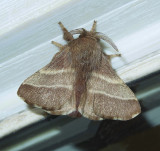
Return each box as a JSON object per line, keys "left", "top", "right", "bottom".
{"left": 17, "top": 21, "right": 141, "bottom": 121}
{"left": 17, "top": 50, "right": 76, "bottom": 113}
{"left": 78, "top": 53, "right": 141, "bottom": 120}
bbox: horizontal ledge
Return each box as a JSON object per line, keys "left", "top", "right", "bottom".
{"left": 0, "top": 50, "right": 160, "bottom": 138}
{"left": 118, "top": 50, "right": 160, "bottom": 83}
{"left": 0, "top": 109, "right": 47, "bottom": 138}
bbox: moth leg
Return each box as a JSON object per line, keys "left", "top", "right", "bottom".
{"left": 91, "top": 20, "right": 97, "bottom": 32}
{"left": 51, "top": 41, "right": 64, "bottom": 50}
{"left": 58, "top": 22, "right": 74, "bottom": 42}
{"left": 108, "top": 53, "right": 121, "bottom": 59}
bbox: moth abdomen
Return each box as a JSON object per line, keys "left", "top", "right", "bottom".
{"left": 68, "top": 111, "right": 82, "bottom": 118}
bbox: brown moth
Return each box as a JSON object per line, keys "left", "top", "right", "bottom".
{"left": 17, "top": 21, "right": 141, "bottom": 120}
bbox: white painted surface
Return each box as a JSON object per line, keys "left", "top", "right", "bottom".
{"left": 0, "top": 0, "right": 72, "bottom": 35}
{"left": 0, "top": 0, "right": 160, "bottom": 137}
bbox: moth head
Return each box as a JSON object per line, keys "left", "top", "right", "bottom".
{"left": 70, "top": 21, "right": 119, "bottom": 52}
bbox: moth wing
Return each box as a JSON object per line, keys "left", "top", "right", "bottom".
{"left": 81, "top": 53, "right": 141, "bottom": 120}
{"left": 17, "top": 50, "right": 76, "bottom": 115}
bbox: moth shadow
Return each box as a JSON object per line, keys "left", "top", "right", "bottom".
{"left": 75, "top": 113, "right": 152, "bottom": 151}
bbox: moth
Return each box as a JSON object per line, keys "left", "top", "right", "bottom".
{"left": 17, "top": 21, "right": 141, "bottom": 120}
